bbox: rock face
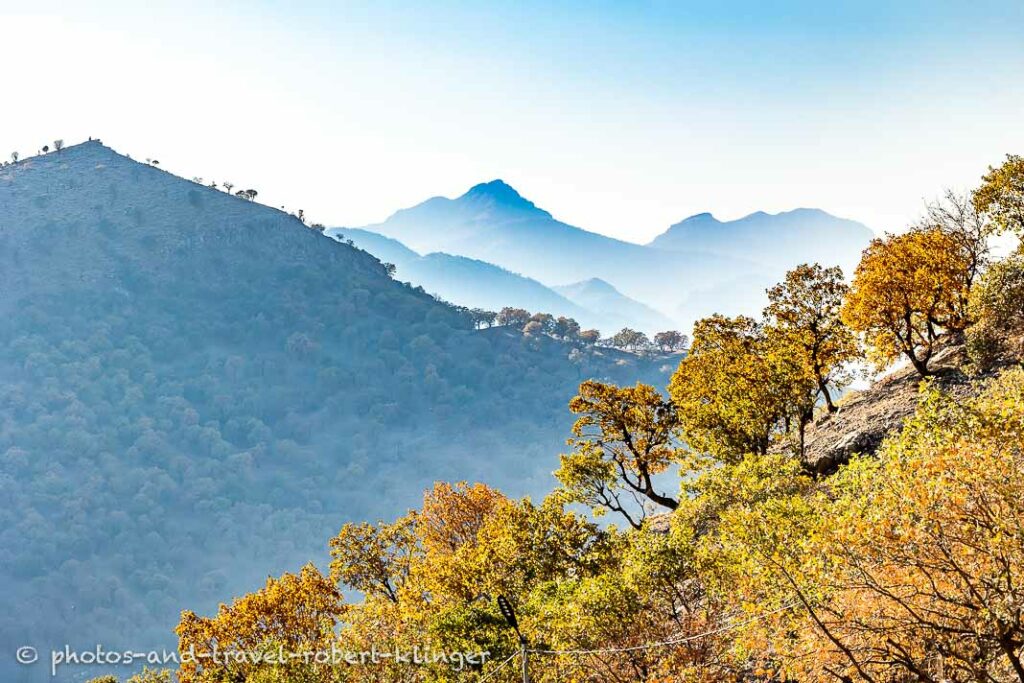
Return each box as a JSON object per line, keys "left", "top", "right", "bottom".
{"left": 802, "top": 344, "right": 974, "bottom": 474}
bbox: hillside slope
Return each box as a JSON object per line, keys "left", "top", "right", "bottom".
{"left": 0, "top": 142, "right": 672, "bottom": 675}
{"left": 801, "top": 343, "right": 980, "bottom": 473}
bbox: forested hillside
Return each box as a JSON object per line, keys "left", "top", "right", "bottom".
{"left": 0, "top": 142, "right": 674, "bottom": 679}
{"left": 147, "top": 154, "right": 1024, "bottom": 683}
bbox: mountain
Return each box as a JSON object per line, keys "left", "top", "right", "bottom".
{"left": 0, "top": 142, "right": 672, "bottom": 679}
{"left": 328, "top": 228, "right": 593, "bottom": 323}
{"left": 351, "top": 180, "right": 763, "bottom": 316}
{"left": 351, "top": 182, "right": 873, "bottom": 327}
{"left": 649, "top": 208, "right": 874, "bottom": 274}
{"left": 327, "top": 228, "right": 671, "bottom": 334}
{"left": 554, "top": 278, "right": 675, "bottom": 333}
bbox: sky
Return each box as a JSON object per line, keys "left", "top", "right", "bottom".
{"left": 1, "top": 0, "right": 1022, "bottom": 242}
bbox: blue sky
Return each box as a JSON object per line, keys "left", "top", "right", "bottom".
{"left": 2, "top": 0, "right": 1022, "bottom": 241}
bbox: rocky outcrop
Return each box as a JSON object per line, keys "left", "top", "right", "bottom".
{"left": 802, "top": 343, "right": 975, "bottom": 474}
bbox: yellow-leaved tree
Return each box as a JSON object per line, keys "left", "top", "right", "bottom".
{"left": 669, "top": 314, "right": 812, "bottom": 462}
{"left": 708, "top": 370, "right": 1024, "bottom": 683}
{"left": 555, "top": 380, "right": 681, "bottom": 529}
{"left": 765, "top": 263, "right": 860, "bottom": 414}
{"left": 175, "top": 564, "right": 344, "bottom": 683}
{"left": 975, "top": 154, "right": 1024, "bottom": 236}
{"left": 842, "top": 227, "right": 972, "bottom": 376}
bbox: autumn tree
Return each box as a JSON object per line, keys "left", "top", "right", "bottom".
{"left": 967, "top": 250, "right": 1024, "bottom": 367}
{"left": 579, "top": 328, "right": 601, "bottom": 345}
{"left": 765, "top": 264, "right": 859, "bottom": 413}
{"left": 721, "top": 370, "right": 1024, "bottom": 683}
{"left": 974, "top": 153, "right": 1024, "bottom": 236}
{"left": 327, "top": 482, "right": 599, "bottom": 681}
{"left": 329, "top": 514, "right": 417, "bottom": 603}
{"left": 669, "top": 315, "right": 812, "bottom": 461}
{"left": 496, "top": 306, "right": 530, "bottom": 327}
{"left": 653, "top": 330, "right": 688, "bottom": 353}
{"left": 842, "top": 227, "right": 972, "bottom": 376}
{"left": 176, "top": 564, "right": 344, "bottom": 683}
{"left": 555, "top": 380, "right": 680, "bottom": 528}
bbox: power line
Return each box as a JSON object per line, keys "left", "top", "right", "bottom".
{"left": 477, "top": 651, "right": 520, "bottom": 682}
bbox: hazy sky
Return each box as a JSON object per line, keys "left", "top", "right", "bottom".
{"left": 2, "top": 0, "right": 1022, "bottom": 242}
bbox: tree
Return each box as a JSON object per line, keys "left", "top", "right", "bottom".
{"left": 127, "top": 669, "right": 172, "bottom": 683}
{"left": 468, "top": 308, "right": 497, "bottom": 329}
{"left": 725, "top": 370, "right": 1024, "bottom": 683}
{"left": 553, "top": 316, "right": 581, "bottom": 341}
{"left": 523, "top": 320, "right": 544, "bottom": 336}
{"left": 579, "top": 329, "right": 601, "bottom": 345}
{"left": 529, "top": 312, "right": 555, "bottom": 334}
{"left": 669, "top": 315, "right": 810, "bottom": 461}
{"left": 244, "top": 188, "right": 258, "bottom": 201}
{"left": 176, "top": 564, "right": 344, "bottom": 683}
{"left": 223, "top": 181, "right": 234, "bottom": 194}
{"left": 555, "top": 380, "right": 680, "bottom": 528}
{"left": 382, "top": 262, "right": 397, "bottom": 277}
{"left": 496, "top": 307, "right": 530, "bottom": 327}
{"left": 42, "top": 145, "right": 49, "bottom": 154}
{"left": 10, "top": 151, "right": 18, "bottom": 163}
{"left": 922, "top": 189, "right": 995, "bottom": 311}
{"left": 842, "top": 227, "right": 972, "bottom": 376}
{"left": 653, "top": 330, "right": 688, "bottom": 353}
{"left": 329, "top": 514, "right": 417, "bottom": 603}
{"left": 53, "top": 139, "right": 64, "bottom": 152}
{"left": 967, "top": 250, "right": 1024, "bottom": 367}
{"left": 608, "top": 327, "right": 650, "bottom": 352}
{"left": 765, "top": 264, "right": 859, "bottom": 413}
{"left": 974, "top": 153, "right": 1024, "bottom": 236}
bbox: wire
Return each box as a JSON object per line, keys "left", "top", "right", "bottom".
{"left": 476, "top": 651, "right": 519, "bottom": 682}
{"left": 528, "top": 603, "right": 797, "bottom": 656}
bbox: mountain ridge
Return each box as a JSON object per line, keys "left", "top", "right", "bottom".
{"left": 347, "top": 180, "right": 873, "bottom": 327}
{"left": 0, "top": 140, "right": 674, "bottom": 677}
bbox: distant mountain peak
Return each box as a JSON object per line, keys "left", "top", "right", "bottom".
{"left": 568, "top": 277, "right": 620, "bottom": 295}
{"left": 459, "top": 179, "right": 551, "bottom": 217}
{"left": 679, "top": 211, "right": 719, "bottom": 223}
